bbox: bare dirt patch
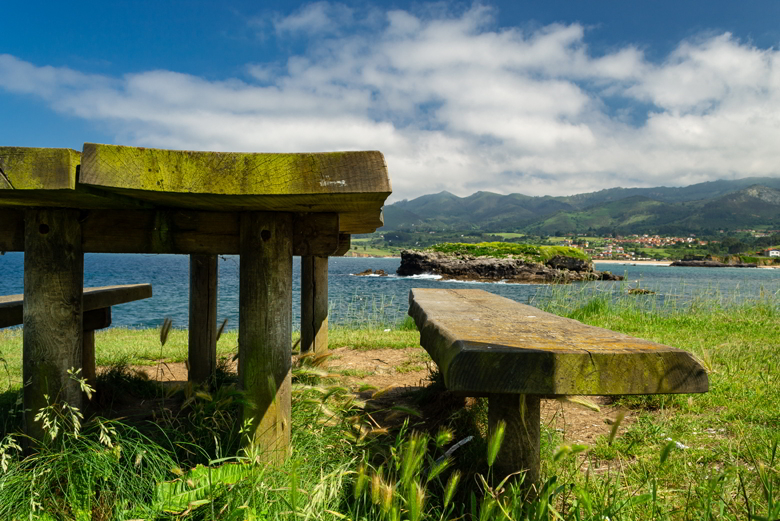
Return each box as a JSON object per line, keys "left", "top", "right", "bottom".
{"left": 125, "top": 346, "right": 635, "bottom": 445}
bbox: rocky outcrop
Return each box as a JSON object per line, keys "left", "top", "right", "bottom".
{"left": 355, "top": 269, "right": 389, "bottom": 276}
{"left": 397, "top": 250, "right": 622, "bottom": 283}
{"left": 670, "top": 260, "right": 757, "bottom": 268}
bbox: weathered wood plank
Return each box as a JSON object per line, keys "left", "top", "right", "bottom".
{"left": 189, "top": 254, "right": 218, "bottom": 384}
{"left": 1, "top": 208, "right": 340, "bottom": 255}
{"left": 301, "top": 256, "right": 328, "bottom": 354}
{"left": 81, "top": 143, "right": 390, "bottom": 197}
{"left": 239, "top": 212, "right": 293, "bottom": 462}
{"left": 0, "top": 147, "right": 80, "bottom": 190}
{"left": 1, "top": 284, "right": 151, "bottom": 329}
{"left": 408, "top": 288, "right": 709, "bottom": 396}
{"left": 78, "top": 143, "right": 391, "bottom": 233}
{"left": 0, "top": 145, "right": 389, "bottom": 234}
{"left": 23, "top": 208, "right": 83, "bottom": 439}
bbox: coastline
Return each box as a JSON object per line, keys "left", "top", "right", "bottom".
{"left": 593, "top": 259, "right": 779, "bottom": 269}
{"left": 593, "top": 260, "right": 671, "bottom": 266}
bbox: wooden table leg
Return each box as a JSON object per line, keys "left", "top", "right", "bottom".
{"left": 301, "top": 255, "right": 328, "bottom": 354}
{"left": 189, "top": 254, "right": 218, "bottom": 384}
{"left": 488, "top": 393, "right": 541, "bottom": 487}
{"left": 23, "top": 208, "right": 84, "bottom": 439}
{"left": 239, "top": 212, "right": 293, "bottom": 462}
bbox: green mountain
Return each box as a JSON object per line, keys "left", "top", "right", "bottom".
{"left": 382, "top": 178, "right": 780, "bottom": 234}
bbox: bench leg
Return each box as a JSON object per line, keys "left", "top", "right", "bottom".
{"left": 300, "top": 255, "right": 328, "bottom": 354}
{"left": 488, "top": 393, "right": 541, "bottom": 487}
{"left": 82, "top": 331, "right": 96, "bottom": 388}
{"left": 81, "top": 307, "right": 112, "bottom": 390}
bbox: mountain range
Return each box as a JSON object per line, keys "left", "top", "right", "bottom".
{"left": 382, "top": 177, "right": 780, "bottom": 235}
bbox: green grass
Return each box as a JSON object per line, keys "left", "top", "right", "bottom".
{"left": 529, "top": 284, "right": 779, "bottom": 520}
{"left": 349, "top": 238, "right": 399, "bottom": 257}
{"left": 0, "top": 288, "right": 777, "bottom": 519}
{"left": 0, "top": 323, "right": 420, "bottom": 389}
{"left": 427, "top": 242, "right": 590, "bottom": 262}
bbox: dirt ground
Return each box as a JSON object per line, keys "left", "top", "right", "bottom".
{"left": 130, "top": 345, "right": 635, "bottom": 447}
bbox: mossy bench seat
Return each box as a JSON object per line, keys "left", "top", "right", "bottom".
{"left": 0, "top": 284, "right": 153, "bottom": 385}
{"left": 408, "top": 288, "right": 709, "bottom": 484}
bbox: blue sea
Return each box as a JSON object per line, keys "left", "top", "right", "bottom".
{"left": 1, "top": 253, "right": 777, "bottom": 330}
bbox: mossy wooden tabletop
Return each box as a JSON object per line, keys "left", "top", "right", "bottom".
{"left": 408, "top": 288, "right": 709, "bottom": 396}
{"left": 0, "top": 144, "right": 391, "bottom": 234}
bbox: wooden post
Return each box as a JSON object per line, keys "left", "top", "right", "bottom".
{"left": 239, "top": 212, "right": 293, "bottom": 462}
{"left": 81, "top": 307, "right": 112, "bottom": 390}
{"left": 82, "top": 331, "right": 96, "bottom": 388}
{"left": 23, "top": 208, "right": 83, "bottom": 440}
{"left": 189, "top": 254, "right": 218, "bottom": 384}
{"left": 488, "top": 393, "right": 541, "bottom": 486}
{"left": 301, "top": 256, "right": 328, "bottom": 354}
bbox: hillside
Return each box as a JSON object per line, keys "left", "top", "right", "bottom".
{"left": 382, "top": 178, "right": 780, "bottom": 234}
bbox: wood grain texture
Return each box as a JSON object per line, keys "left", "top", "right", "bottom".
{"left": 301, "top": 256, "right": 328, "bottom": 354}
{"left": 408, "top": 288, "right": 709, "bottom": 396}
{"left": 189, "top": 254, "right": 218, "bottom": 384}
{"left": 239, "top": 212, "right": 293, "bottom": 462}
{"left": 78, "top": 143, "right": 391, "bottom": 232}
{"left": 2, "top": 210, "right": 341, "bottom": 254}
{"left": 23, "top": 208, "right": 83, "bottom": 439}
{"left": 81, "top": 143, "right": 390, "bottom": 196}
{"left": 1, "top": 284, "right": 151, "bottom": 328}
{"left": 0, "top": 147, "right": 80, "bottom": 190}
{"left": 489, "top": 394, "right": 540, "bottom": 485}
{"left": 0, "top": 145, "right": 389, "bottom": 234}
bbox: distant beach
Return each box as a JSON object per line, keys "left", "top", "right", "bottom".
{"left": 593, "top": 260, "right": 671, "bottom": 266}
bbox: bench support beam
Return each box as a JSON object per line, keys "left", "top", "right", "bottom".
{"left": 23, "top": 208, "right": 84, "bottom": 440}
{"left": 488, "top": 393, "right": 541, "bottom": 487}
{"left": 301, "top": 256, "right": 328, "bottom": 354}
{"left": 239, "top": 212, "right": 292, "bottom": 462}
{"left": 189, "top": 254, "right": 218, "bottom": 384}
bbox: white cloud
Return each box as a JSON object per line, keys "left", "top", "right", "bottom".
{"left": 1, "top": 3, "right": 779, "bottom": 202}
{"left": 273, "top": 1, "right": 355, "bottom": 35}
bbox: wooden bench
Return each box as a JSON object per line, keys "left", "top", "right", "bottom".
{"left": 0, "top": 284, "right": 153, "bottom": 385}
{"left": 408, "top": 288, "right": 708, "bottom": 484}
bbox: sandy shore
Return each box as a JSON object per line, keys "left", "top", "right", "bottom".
{"left": 593, "top": 260, "right": 671, "bottom": 266}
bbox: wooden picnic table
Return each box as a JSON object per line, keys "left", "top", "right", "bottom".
{"left": 0, "top": 144, "right": 391, "bottom": 456}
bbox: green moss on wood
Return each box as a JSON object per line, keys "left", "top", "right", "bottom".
{"left": 0, "top": 147, "right": 80, "bottom": 190}
{"left": 80, "top": 143, "right": 389, "bottom": 196}
{"left": 427, "top": 242, "right": 590, "bottom": 263}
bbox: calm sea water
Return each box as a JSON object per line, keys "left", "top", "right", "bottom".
{"left": 1, "top": 253, "right": 777, "bottom": 329}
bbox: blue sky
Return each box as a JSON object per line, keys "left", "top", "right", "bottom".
{"left": 2, "top": 1, "right": 780, "bottom": 201}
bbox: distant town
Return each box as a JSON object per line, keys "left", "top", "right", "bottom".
{"left": 350, "top": 228, "right": 780, "bottom": 263}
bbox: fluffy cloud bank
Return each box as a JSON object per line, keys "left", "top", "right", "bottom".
{"left": 1, "top": 3, "right": 779, "bottom": 201}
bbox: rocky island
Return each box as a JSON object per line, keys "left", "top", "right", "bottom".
{"left": 396, "top": 242, "right": 622, "bottom": 283}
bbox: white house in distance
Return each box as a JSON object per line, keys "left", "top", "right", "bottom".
{"left": 764, "top": 249, "right": 780, "bottom": 257}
